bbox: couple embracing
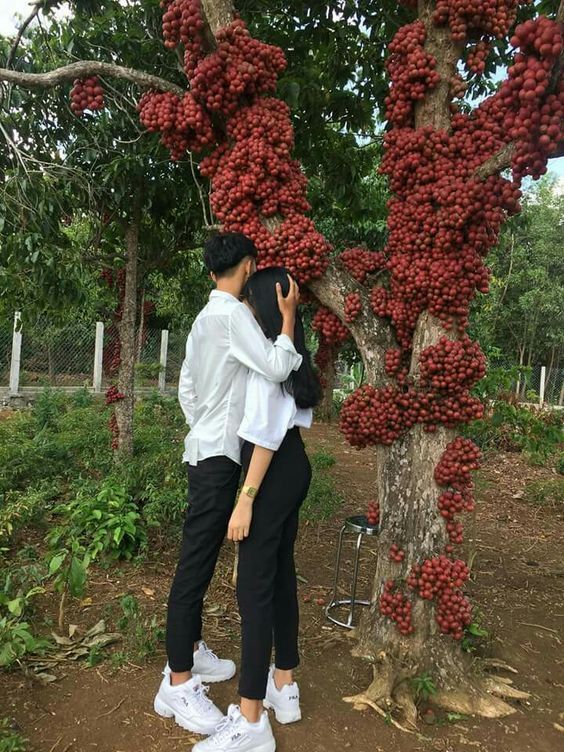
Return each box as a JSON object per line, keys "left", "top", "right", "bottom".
{"left": 154, "top": 232, "right": 321, "bottom": 752}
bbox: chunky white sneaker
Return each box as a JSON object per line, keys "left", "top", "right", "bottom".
{"left": 263, "top": 666, "right": 301, "bottom": 724}
{"left": 193, "top": 641, "right": 237, "bottom": 683}
{"left": 154, "top": 673, "right": 225, "bottom": 735}
{"left": 193, "top": 704, "right": 276, "bottom": 752}
{"left": 162, "top": 642, "right": 236, "bottom": 684}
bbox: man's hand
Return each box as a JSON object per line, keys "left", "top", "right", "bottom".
{"left": 227, "top": 496, "right": 253, "bottom": 542}
{"left": 276, "top": 275, "right": 300, "bottom": 323}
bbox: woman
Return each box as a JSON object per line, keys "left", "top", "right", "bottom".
{"left": 193, "top": 268, "right": 321, "bottom": 752}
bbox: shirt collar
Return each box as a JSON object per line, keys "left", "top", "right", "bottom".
{"left": 210, "top": 290, "right": 240, "bottom": 302}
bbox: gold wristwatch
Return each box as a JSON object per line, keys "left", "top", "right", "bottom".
{"left": 240, "top": 484, "right": 258, "bottom": 499}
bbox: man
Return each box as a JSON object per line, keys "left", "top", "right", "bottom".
{"left": 154, "top": 233, "right": 301, "bottom": 736}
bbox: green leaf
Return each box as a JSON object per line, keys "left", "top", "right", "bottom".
{"left": 49, "top": 552, "right": 66, "bottom": 575}
{"left": 69, "top": 556, "right": 87, "bottom": 598}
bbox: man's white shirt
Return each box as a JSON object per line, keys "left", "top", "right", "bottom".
{"left": 179, "top": 290, "right": 302, "bottom": 465}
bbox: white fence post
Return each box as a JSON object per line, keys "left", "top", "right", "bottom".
{"left": 93, "top": 322, "right": 104, "bottom": 393}
{"left": 539, "top": 365, "right": 546, "bottom": 407}
{"left": 9, "top": 311, "right": 22, "bottom": 396}
{"left": 158, "top": 329, "right": 169, "bottom": 393}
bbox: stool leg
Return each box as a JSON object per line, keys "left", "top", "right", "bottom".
{"left": 328, "top": 524, "right": 346, "bottom": 610}
{"left": 348, "top": 532, "right": 364, "bottom": 627}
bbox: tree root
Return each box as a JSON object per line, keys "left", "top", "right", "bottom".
{"left": 432, "top": 682, "right": 517, "bottom": 718}
{"left": 483, "top": 676, "right": 531, "bottom": 700}
{"left": 343, "top": 693, "right": 416, "bottom": 734}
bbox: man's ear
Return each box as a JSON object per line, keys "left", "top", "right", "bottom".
{"left": 210, "top": 271, "right": 217, "bottom": 284}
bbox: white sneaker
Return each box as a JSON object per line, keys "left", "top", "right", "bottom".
{"left": 193, "top": 704, "right": 276, "bottom": 752}
{"left": 263, "top": 666, "right": 301, "bottom": 724}
{"left": 154, "top": 673, "right": 225, "bottom": 735}
{"left": 162, "top": 642, "right": 236, "bottom": 684}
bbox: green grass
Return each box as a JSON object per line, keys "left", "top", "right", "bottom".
{"left": 523, "top": 478, "right": 564, "bottom": 508}
{"left": 302, "top": 451, "right": 343, "bottom": 521}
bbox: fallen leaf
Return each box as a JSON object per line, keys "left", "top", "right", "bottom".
{"left": 141, "top": 587, "right": 155, "bottom": 597}
{"left": 80, "top": 597, "right": 93, "bottom": 608}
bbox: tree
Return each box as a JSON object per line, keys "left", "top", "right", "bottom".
{"left": 471, "top": 176, "right": 564, "bottom": 388}
{"left": 1, "top": 0, "right": 563, "bottom": 727}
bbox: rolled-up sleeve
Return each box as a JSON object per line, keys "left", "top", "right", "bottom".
{"left": 229, "top": 304, "right": 302, "bottom": 382}
{"left": 238, "top": 372, "right": 295, "bottom": 451}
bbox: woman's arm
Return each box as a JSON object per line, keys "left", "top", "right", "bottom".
{"left": 227, "top": 445, "right": 274, "bottom": 542}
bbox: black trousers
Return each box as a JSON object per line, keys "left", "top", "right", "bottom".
{"left": 166, "top": 456, "right": 241, "bottom": 672}
{"left": 237, "top": 428, "right": 312, "bottom": 700}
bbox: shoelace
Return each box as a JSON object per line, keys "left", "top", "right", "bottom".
{"left": 191, "top": 683, "right": 217, "bottom": 715}
{"left": 208, "top": 709, "right": 242, "bottom": 745}
{"left": 200, "top": 642, "right": 220, "bottom": 663}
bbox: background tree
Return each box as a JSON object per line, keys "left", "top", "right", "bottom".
{"left": 1, "top": 0, "right": 562, "bottom": 728}
{"left": 471, "top": 175, "right": 564, "bottom": 392}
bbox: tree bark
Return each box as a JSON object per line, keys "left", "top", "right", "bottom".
{"left": 115, "top": 187, "right": 142, "bottom": 458}
{"left": 318, "top": 347, "right": 338, "bottom": 423}
{"left": 0, "top": 61, "right": 185, "bottom": 96}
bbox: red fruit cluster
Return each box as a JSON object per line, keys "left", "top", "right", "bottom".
{"left": 435, "top": 437, "right": 481, "bottom": 544}
{"left": 433, "top": 0, "right": 524, "bottom": 41}
{"left": 138, "top": 91, "right": 214, "bottom": 159}
{"left": 419, "top": 336, "right": 486, "bottom": 393}
{"left": 70, "top": 77, "right": 104, "bottom": 114}
{"left": 407, "top": 556, "right": 471, "bottom": 639}
{"left": 105, "top": 385, "right": 125, "bottom": 405}
{"left": 385, "top": 21, "right": 440, "bottom": 127}
{"left": 434, "top": 437, "right": 481, "bottom": 486}
{"left": 501, "top": 18, "right": 564, "bottom": 180}
{"left": 436, "top": 588, "right": 473, "bottom": 639}
{"left": 379, "top": 580, "right": 414, "bottom": 635}
{"left": 200, "top": 97, "right": 330, "bottom": 282}
{"left": 160, "top": 0, "right": 204, "bottom": 76}
{"left": 344, "top": 293, "right": 362, "bottom": 324}
{"left": 466, "top": 40, "right": 491, "bottom": 74}
{"left": 340, "top": 247, "right": 385, "bottom": 284}
{"left": 312, "top": 307, "right": 350, "bottom": 345}
{"left": 408, "top": 556, "right": 470, "bottom": 599}
{"left": 191, "top": 20, "right": 286, "bottom": 116}
{"left": 384, "top": 348, "right": 402, "bottom": 377}
{"left": 366, "top": 500, "right": 380, "bottom": 526}
{"left": 389, "top": 543, "right": 405, "bottom": 563}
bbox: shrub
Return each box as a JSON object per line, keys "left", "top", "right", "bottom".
{"left": 465, "top": 401, "right": 563, "bottom": 465}
{"left": 0, "top": 718, "right": 27, "bottom": 752}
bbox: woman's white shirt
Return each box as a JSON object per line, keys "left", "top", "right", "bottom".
{"left": 238, "top": 370, "right": 312, "bottom": 451}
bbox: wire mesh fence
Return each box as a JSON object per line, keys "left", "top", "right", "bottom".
{"left": 0, "top": 318, "right": 12, "bottom": 387}
{"left": 1, "top": 311, "right": 562, "bottom": 405}
{"left": 19, "top": 316, "right": 95, "bottom": 388}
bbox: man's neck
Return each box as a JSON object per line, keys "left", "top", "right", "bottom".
{"left": 216, "top": 279, "right": 242, "bottom": 299}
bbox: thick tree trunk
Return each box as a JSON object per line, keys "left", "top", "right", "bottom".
{"left": 318, "top": 348, "right": 337, "bottom": 423}
{"left": 115, "top": 189, "right": 142, "bottom": 458}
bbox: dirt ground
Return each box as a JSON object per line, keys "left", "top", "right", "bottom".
{"left": 1, "top": 423, "right": 563, "bottom": 752}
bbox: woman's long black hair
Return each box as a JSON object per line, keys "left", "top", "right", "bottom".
{"left": 243, "top": 267, "right": 322, "bottom": 410}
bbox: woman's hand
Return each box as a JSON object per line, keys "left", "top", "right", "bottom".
{"left": 227, "top": 495, "right": 253, "bottom": 542}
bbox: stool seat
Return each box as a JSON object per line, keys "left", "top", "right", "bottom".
{"left": 344, "top": 514, "right": 379, "bottom": 536}
{"left": 325, "top": 514, "right": 379, "bottom": 629}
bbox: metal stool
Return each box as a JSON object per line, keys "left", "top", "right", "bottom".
{"left": 326, "top": 515, "right": 379, "bottom": 629}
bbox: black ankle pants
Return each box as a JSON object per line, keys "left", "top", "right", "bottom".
{"left": 166, "top": 456, "right": 241, "bottom": 672}
{"left": 237, "top": 428, "right": 312, "bottom": 700}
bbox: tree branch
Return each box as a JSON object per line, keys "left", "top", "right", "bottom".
{"left": 6, "top": 1, "right": 41, "bottom": 68}
{"left": 475, "top": 142, "right": 514, "bottom": 179}
{"left": 309, "top": 263, "right": 393, "bottom": 385}
{"left": 0, "top": 61, "right": 185, "bottom": 97}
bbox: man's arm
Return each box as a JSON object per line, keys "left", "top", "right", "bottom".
{"left": 229, "top": 304, "right": 302, "bottom": 382}
{"left": 178, "top": 335, "right": 197, "bottom": 426}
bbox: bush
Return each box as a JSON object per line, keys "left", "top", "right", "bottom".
{"left": 0, "top": 718, "right": 27, "bottom": 752}
{"left": 0, "top": 482, "right": 61, "bottom": 551}
{"left": 0, "top": 569, "right": 49, "bottom": 668}
{"left": 465, "top": 401, "right": 563, "bottom": 465}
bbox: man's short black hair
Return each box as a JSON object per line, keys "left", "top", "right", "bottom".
{"left": 204, "top": 232, "right": 258, "bottom": 277}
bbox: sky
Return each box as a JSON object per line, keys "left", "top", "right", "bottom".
{"left": 1, "top": 0, "right": 563, "bottom": 187}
